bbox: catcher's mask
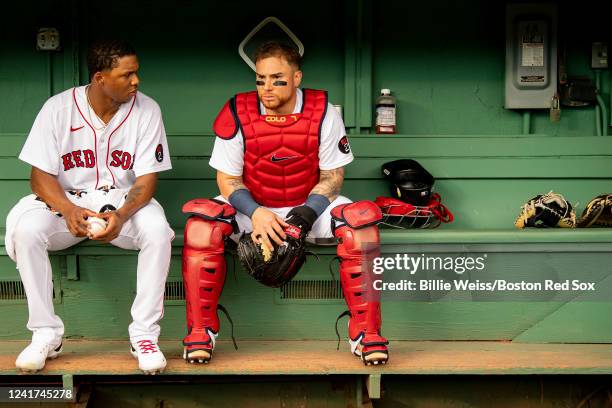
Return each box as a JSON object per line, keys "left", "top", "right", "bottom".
{"left": 237, "top": 233, "right": 307, "bottom": 288}
{"left": 381, "top": 159, "right": 434, "bottom": 206}
{"left": 375, "top": 194, "right": 453, "bottom": 229}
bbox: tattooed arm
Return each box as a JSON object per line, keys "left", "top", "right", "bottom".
{"left": 217, "top": 170, "right": 247, "bottom": 200}
{"left": 217, "top": 170, "right": 289, "bottom": 249}
{"left": 118, "top": 173, "right": 158, "bottom": 219}
{"left": 310, "top": 167, "right": 345, "bottom": 203}
{"left": 91, "top": 173, "right": 158, "bottom": 242}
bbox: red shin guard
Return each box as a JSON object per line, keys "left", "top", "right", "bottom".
{"left": 182, "top": 199, "right": 236, "bottom": 362}
{"left": 332, "top": 201, "right": 389, "bottom": 365}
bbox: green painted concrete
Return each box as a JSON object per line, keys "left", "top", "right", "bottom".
{"left": 0, "top": 1, "right": 609, "bottom": 135}
{"left": 0, "top": 0, "right": 611, "bottom": 352}
{"left": 1, "top": 249, "right": 611, "bottom": 342}
{"left": 4, "top": 176, "right": 612, "bottom": 229}
{"left": 373, "top": 1, "right": 609, "bottom": 136}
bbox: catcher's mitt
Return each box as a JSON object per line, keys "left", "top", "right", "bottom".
{"left": 514, "top": 191, "right": 576, "bottom": 229}
{"left": 577, "top": 194, "right": 612, "bottom": 227}
{"left": 237, "top": 233, "right": 307, "bottom": 288}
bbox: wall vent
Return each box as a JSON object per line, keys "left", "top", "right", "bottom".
{"left": 0, "top": 280, "right": 26, "bottom": 301}
{"left": 280, "top": 280, "right": 342, "bottom": 300}
{"left": 164, "top": 281, "right": 185, "bottom": 301}
{"left": 163, "top": 280, "right": 342, "bottom": 301}
{"left": 0, "top": 280, "right": 57, "bottom": 302}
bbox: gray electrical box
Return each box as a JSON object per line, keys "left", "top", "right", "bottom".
{"left": 505, "top": 4, "right": 557, "bottom": 109}
{"left": 591, "top": 42, "right": 608, "bottom": 69}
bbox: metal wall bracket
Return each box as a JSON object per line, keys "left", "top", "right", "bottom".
{"left": 366, "top": 374, "right": 381, "bottom": 399}
{"left": 355, "top": 374, "right": 378, "bottom": 407}
{"left": 238, "top": 16, "right": 304, "bottom": 72}
{"left": 62, "top": 373, "right": 73, "bottom": 390}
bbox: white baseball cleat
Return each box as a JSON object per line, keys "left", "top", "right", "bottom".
{"left": 15, "top": 341, "right": 63, "bottom": 373}
{"left": 130, "top": 339, "right": 166, "bottom": 375}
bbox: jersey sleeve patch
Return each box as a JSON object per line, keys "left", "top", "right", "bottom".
{"left": 213, "top": 98, "right": 239, "bottom": 140}
{"left": 155, "top": 144, "right": 164, "bottom": 162}
{"left": 338, "top": 135, "right": 351, "bottom": 154}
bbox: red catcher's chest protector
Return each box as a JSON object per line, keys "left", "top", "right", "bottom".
{"left": 213, "top": 89, "right": 328, "bottom": 208}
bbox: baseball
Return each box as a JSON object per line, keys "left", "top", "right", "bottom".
{"left": 87, "top": 216, "right": 107, "bottom": 236}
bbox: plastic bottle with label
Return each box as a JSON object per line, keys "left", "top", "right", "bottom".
{"left": 375, "top": 89, "right": 396, "bottom": 134}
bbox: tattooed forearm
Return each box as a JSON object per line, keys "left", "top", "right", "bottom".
{"left": 115, "top": 173, "right": 157, "bottom": 221}
{"left": 310, "top": 167, "right": 345, "bottom": 202}
{"left": 217, "top": 171, "right": 250, "bottom": 199}
{"left": 124, "top": 185, "right": 145, "bottom": 206}
{"left": 227, "top": 177, "right": 247, "bottom": 194}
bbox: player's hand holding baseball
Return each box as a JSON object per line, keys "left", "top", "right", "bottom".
{"left": 63, "top": 205, "right": 98, "bottom": 237}
{"left": 251, "top": 207, "right": 288, "bottom": 250}
{"left": 90, "top": 210, "right": 126, "bottom": 242}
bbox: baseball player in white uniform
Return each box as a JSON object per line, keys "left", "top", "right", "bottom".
{"left": 5, "top": 40, "right": 173, "bottom": 374}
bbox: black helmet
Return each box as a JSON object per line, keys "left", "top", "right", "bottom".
{"left": 381, "top": 159, "right": 434, "bottom": 206}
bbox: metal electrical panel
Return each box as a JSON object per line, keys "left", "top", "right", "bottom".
{"left": 591, "top": 42, "right": 608, "bottom": 69}
{"left": 505, "top": 4, "right": 557, "bottom": 109}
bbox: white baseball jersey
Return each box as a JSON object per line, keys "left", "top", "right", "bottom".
{"left": 209, "top": 88, "right": 354, "bottom": 176}
{"left": 7, "top": 86, "right": 174, "bottom": 345}
{"left": 19, "top": 86, "right": 172, "bottom": 190}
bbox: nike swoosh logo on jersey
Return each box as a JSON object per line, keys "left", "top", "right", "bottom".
{"left": 70, "top": 125, "right": 84, "bottom": 132}
{"left": 271, "top": 154, "right": 299, "bottom": 162}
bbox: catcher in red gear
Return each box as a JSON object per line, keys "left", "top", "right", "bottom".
{"left": 181, "top": 41, "right": 388, "bottom": 366}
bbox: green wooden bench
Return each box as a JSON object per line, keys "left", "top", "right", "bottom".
{"left": 1, "top": 133, "right": 612, "bottom": 384}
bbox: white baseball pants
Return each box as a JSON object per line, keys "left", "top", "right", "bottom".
{"left": 5, "top": 189, "right": 174, "bottom": 345}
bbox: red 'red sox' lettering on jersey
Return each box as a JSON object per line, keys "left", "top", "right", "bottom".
{"left": 61, "top": 149, "right": 134, "bottom": 172}
{"left": 17, "top": 86, "right": 171, "bottom": 190}
{"left": 61, "top": 150, "right": 96, "bottom": 171}
{"left": 109, "top": 150, "right": 135, "bottom": 170}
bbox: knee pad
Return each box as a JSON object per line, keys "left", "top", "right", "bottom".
{"left": 331, "top": 200, "right": 382, "bottom": 255}
{"left": 183, "top": 198, "right": 237, "bottom": 240}
{"left": 183, "top": 198, "right": 237, "bottom": 265}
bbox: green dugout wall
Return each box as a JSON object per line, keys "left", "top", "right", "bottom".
{"left": 1, "top": 0, "right": 609, "bottom": 135}
{"left": 0, "top": 0, "right": 611, "bottom": 347}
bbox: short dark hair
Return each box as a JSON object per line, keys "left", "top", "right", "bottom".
{"left": 87, "top": 39, "right": 136, "bottom": 79}
{"left": 253, "top": 41, "right": 301, "bottom": 70}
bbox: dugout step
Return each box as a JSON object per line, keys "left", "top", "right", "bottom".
{"left": 1, "top": 340, "right": 612, "bottom": 376}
